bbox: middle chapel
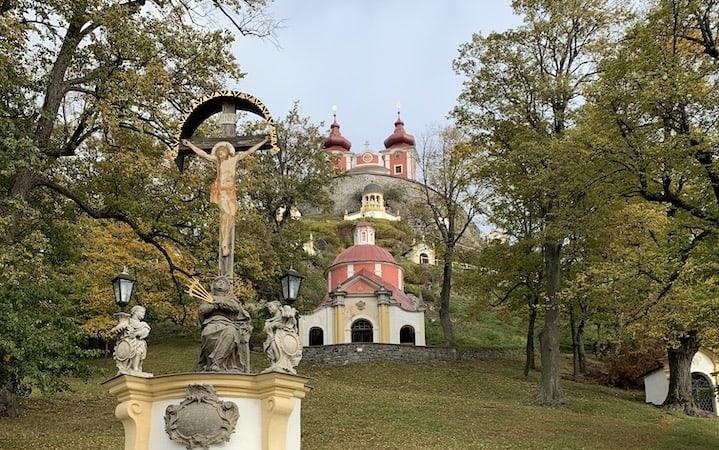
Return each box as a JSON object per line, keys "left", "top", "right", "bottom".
{"left": 299, "top": 222, "right": 426, "bottom": 347}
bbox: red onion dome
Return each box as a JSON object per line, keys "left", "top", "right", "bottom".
{"left": 332, "top": 245, "right": 396, "bottom": 266}
{"left": 323, "top": 116, "right": 352, "bottom": 151}
{"left": 383, "top": 114, "right": 415, "bottom": 149}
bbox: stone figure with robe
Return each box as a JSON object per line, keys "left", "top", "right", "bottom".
{"left": 197, "top": 276, "right": 252, "bottom": 373}
{"left": 111, "top": 305, "right": 152, "bottom": 377}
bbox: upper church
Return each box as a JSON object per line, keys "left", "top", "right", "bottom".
{"left": 322, "top": 112, "right": 418, "bottom": 181}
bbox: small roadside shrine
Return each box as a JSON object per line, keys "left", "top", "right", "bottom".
{"left": 643, "top": 349, "right": 719, "bottom": 415}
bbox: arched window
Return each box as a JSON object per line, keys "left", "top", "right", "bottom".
{"left": 309, "top": 327, "right": 323, "bottom": 346}
{"left": 692, "top": 373, "right": 716, "bottom": 413}
{"left": 351, "top": 319, "right": 373, "bottom": 343}
{"left": 400, "top": 325, "right": 415, "bottom": 345}
{"left": 419, "top": 253, "right": 430, "bottom": 265}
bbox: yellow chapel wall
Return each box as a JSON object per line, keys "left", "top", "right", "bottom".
{"left": 344, "top": 296, "right": 381, "bottom": 343}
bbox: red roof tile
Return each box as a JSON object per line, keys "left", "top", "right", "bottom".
{"left": 332, "top": 244, "right": 396, "bottom": 265}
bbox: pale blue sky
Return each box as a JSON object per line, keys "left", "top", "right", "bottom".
{"left": 229, "top": 0, "right": 520, "bottom": 148}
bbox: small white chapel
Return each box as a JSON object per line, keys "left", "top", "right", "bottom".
{"left": 643, "top": 349, "right": 719, "bottom": 415}
{"left": 299, "top": 222, "right": 426, "bottom": 347}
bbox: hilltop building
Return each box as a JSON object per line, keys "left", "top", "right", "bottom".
{"left": 343, "top": 182, "right": 401, "bottom": 222}
{"left": 323, "top": 112, "right": 418, "bottom": 181}
{"left": 299, "top": 222, "right": 426, "bottom": 347}
{"left": 404, "top": 240, "right": 436, "bottom": 266}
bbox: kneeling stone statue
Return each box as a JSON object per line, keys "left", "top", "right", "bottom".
{"left": 111, "top": 305, "right": 152, "bottom": 377}
{"left": 262, "top": 301, "right": 302, "bottom": 374}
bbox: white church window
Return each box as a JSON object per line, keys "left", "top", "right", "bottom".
{"left": 400, "top": 326, "right": 415, "bottom": 345}
{"left": 419, "top": 253, "right": 430, "bottom": 264}
{"left": 309, "top": 327, "right": 324, "bottom": 346}
{"left": 394, "top": 165, "right": 403, "bottom": 174}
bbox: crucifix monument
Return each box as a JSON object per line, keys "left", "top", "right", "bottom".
{"left": 177, "top": 92, "right": 278, "bottom": 374}
{"left": 105, "top": 92, "right": 309, "bottom": 450}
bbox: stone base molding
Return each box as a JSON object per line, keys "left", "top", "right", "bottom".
{"left": 104, "top": 372, "right": 310, "bottom": 450}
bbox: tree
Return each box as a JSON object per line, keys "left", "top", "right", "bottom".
{"left": 585, "top": 0, "right": 719, "bottom": 413}
{"left": 417, "top": 126, "right": 484, "bottom": 346}
{"left": 454, "top": 0, "right": 622, "bottom": 404}
{"left": 0, "top": 0, "right": 278, "bottom": 415}
{"left": 242, "top": 103, "right": 336, "bottom": 229}
{"left": 462, "top": 194, "right": 544, "bottom": 376}
{"left": 469, "top": 231, "right": 544, "bottom": 376}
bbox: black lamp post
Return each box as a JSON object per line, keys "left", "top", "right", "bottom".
{"left": 280, "top": 267, "right": 304, "bottom": 304}
{"left": 112, "top": 266, "right": 136, "bottom": 310}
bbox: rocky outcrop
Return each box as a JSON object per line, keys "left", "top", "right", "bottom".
{"left": 301, "top": 173, "right": 482, "bottom": 245}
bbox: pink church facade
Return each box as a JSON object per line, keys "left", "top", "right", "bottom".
{"left": 322, "top": 113, "right": 418, "bottom": 181}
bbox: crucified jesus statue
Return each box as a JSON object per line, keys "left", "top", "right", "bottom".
{"left": 181, "top": 138, "right": 267, "bottom": 278}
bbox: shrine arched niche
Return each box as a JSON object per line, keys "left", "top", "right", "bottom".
{"left": 174, "top": 90, "right": 279, "bottom": 170}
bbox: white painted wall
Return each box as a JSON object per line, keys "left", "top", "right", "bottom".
{"left": 389, "top": 308, "right": 426, "bottom": 346}
{"left": 148, "top": 395, "right": 301, "bottom": 450}
{"left": 644, "top": 369, "right": 668, "bottom": 406}
{"left": 299, "top": 307, "right": 333, "bottom": 346}
{"left": 300, "top": 296, "right": 427, "bottom": 346}
{"left": 286, "top": 398, "right": 302, "bottom": 450}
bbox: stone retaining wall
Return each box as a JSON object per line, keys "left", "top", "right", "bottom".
{"left": 301, "top": 343, "right": 522, "bottom": 366}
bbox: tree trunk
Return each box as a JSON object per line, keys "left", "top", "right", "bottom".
{"left": 538, "top": 241, "right": 564, "bottom": 404}
{"left": 664, "top": 331, "right": 700, "bottom": 415}
{"left": 569, "top": 302, "right": 579, "bottom": 379}
{"left": 0, "top": 383, "right": 19, "bottom": 419}
{"left": 577, "top": 318, "right": 586, "bottom": 374}
{"left": 439, "top": 245, "right": 455, "bottom": 346}
{"left": 594, "top": 322, "right": 601, "bottom": 357}
{"left": 524, "top": 295, "right": 537, "bottom": 376}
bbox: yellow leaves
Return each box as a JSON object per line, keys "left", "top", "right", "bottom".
{"left": 80, "top": 316, "right": 116, "bottom": 338}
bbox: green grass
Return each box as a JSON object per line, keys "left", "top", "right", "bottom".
{"left": 423, "top": 294, "right": 527, "bottom": 349}
{"left": 1, "top": 338, "right": 719, "bottom": 449}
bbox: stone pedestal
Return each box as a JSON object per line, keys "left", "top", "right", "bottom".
{"left": 104, "top": 372, "right": 310, "bottom": 450}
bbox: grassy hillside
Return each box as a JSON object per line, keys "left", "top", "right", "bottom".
{"left": 1, "top": 338, "right": 718, "bottom": 449}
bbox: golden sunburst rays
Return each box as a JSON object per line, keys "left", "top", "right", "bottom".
{"left": 184, "top": 277, "right": 214, "bottom": 303}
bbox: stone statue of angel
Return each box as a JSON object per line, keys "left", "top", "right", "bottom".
{"left": 111, "top": 305, "right": 152, "bottom": 377}
{"left": 262, "top": 301, "right": 302, "bottom": 375}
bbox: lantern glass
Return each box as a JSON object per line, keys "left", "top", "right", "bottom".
{"left": 112, "top": 268, "right": 136, "bottom": 308}
{"left": 280, "top": 268, "right": 304, "bottom": 303}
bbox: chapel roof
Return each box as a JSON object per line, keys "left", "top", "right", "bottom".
{"left": 331, "top": 243, "right": 396, "bottom": 266}
{"left": 383, "top": 113, "right": 415, "bottom": 149}
{"left": 362, "top": 183, "right": 383, "bottom": 194}
{"left": 323, "top": 115, "right": 352, "bottom": 152}
{"left": 319, "top": 269, "right": 417, "bottom": 311}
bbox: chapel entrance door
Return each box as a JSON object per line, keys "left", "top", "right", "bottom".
{"left": 351, "top": 319, "right": 373, "bottom": 343}
{"left": 691, "top": 372, "right": 715, "bottom": 413}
